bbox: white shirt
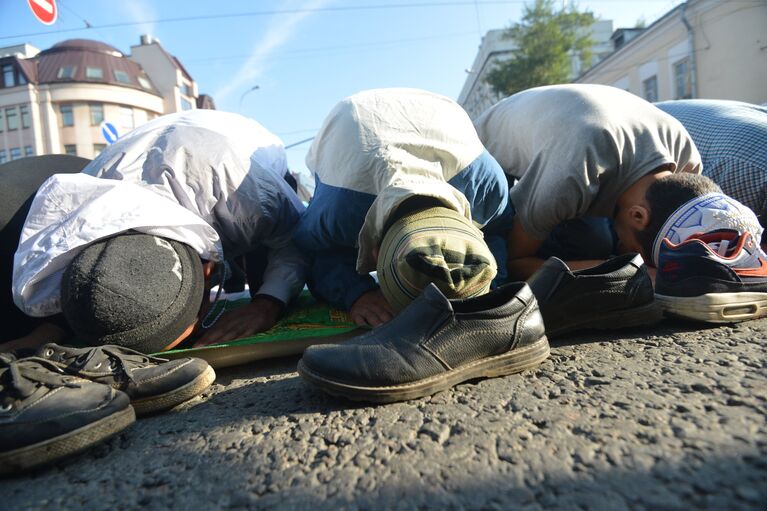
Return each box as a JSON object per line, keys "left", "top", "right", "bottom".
{"left": 14, "top": 110, "right": 307, "bottom": 317}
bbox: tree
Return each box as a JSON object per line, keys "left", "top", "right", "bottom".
{"left": 486, "top": 0, "right": 596, "bottom": 97}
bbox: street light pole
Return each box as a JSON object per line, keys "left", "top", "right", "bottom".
{"left": 239, "top": 84, "right": 260, "bottom": 111}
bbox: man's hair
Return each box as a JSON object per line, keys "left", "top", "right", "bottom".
{"left": 637, "top": 173, "right": 722, "bottom": 259}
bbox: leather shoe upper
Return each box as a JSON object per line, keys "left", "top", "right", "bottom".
{"left": 527, "top": 253, "right": 654, "bottom": 334}
{"left": 301, "top": 282, "right": 544, "bottom": 387}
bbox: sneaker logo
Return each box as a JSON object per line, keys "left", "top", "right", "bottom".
{"left": 661, "top": 261, "right": 682, "bottom": 274}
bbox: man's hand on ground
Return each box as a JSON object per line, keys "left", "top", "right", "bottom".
{"left": 350, "top": 289, "right": 393, "bottom": 327}
{"left": 193, "top": 296, "right": 283, "bottom": 347}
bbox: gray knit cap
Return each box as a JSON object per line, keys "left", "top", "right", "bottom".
{"left": 61, "top": 233, "right": 204, "bottom": 353}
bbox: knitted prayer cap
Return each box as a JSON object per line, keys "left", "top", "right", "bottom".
{"left": 61, "top": 233, "right": 204, "bottom": 353}
{"left": 377, "top": 206, "right": 497, "bottom": 312}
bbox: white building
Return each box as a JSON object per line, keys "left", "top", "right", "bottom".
{"left": 575, "top": 0, "right": 767, "bottom": 105}
{"left": 0, "top": 36, "right": 214, "bottom": 163}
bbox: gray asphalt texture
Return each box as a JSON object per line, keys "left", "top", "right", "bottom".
{"left": 4, "top": 317, "right": 766, "bottom": 510}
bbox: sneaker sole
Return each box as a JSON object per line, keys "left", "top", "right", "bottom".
{"left": 655, "top": 292, "right": 767, "bottom": 323}
{"left": 131, "top": 365, "right": 216, "bottom": 416}
{"left": 547, "top": 300, "right": 664, "bottom": 337}
{"left": 297, "top": 336, "right": 550, "bottom": 403}
{"left": 0, "top": 405, "right": 135, "bottom": 476}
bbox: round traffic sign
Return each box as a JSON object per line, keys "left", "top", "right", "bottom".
{"left": 27, "top": 0, "right": 58, "bottom": 25}
{"left": 100, "top": 121, "right": 120, "bottom": 145}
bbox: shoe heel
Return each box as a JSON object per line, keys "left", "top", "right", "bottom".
{"left": 483, "top": 336, "right": 550, "bottom": 378}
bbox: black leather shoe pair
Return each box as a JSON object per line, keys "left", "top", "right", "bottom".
{"left": 298, "top": 282, "right": 550, "bottom": 403}
{"left": 527, "top": 253, "right": 662, "bottom": 337}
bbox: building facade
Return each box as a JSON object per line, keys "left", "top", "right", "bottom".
{"left": 0, "top": 36, "right": 212, "bottom": 163}
{"left": 457, "top": 20, "right": 614, "bottom": 119}
{"left": 575, "top": 0, "right": 767, "bottom": 105}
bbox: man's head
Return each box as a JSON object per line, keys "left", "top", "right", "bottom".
{"left": 613, "top": 172, "right": 722, "bottom": 263}
{"left": 376, "top": 197, "right": 497, "bottom": 311}
{"left": 61, "top": 233, "right": 206, "bottom": 353}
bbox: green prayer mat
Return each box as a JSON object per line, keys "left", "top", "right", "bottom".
{"left": 157, "top": 291, "right": 361, "bottom": 369}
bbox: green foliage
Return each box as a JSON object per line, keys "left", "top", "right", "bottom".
{"left": 486, "top": 0, "right": 596, "bottom": 97}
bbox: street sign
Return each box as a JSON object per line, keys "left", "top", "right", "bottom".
{"left": 27, "top": 0, "right": 57, "bottom": 25}
{"left": 100, "top": 121, "right": 119, "bottom": 145}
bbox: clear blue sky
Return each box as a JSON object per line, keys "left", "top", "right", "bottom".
{"left": 1, "top": 0, "right": 682, "bottom": 175}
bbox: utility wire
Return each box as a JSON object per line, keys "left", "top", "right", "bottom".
{"left": 186, "top": 30, "right": 478, "bottom": 64}
{"left": 2, "top": 1, "right": 522, "bottom": 40}
{"left": 5, "top": 0, "right": 716, "bottom": 42}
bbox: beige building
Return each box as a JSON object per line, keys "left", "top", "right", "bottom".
{"left": 458, "top": 20, "right": 615, "bottom": 119}
{"left": 0, "top": 36, "right": 213, "bottom": 163}
{"left": 575, "top": 0, "right": 767, "bottom": 105}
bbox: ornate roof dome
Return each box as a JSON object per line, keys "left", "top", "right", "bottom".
{"left": 35, "top": 38, "right": 157, "bottom": 94}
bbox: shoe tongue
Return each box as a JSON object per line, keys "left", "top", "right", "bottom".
{"left": 527, "top": 257, "right": 570, "bottom": 305}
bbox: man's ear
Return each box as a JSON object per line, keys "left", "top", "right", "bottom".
{"left": 202, "top": 261, "right": 216, "bottom": 279}
{"left": 627, "top": 204, "right": 651, "bottom": 230}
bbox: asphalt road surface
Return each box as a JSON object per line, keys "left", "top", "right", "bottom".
{"left": 4, "top": 317, "right": 766, "bottom": 510}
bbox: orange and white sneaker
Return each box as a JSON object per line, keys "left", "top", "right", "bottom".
{"left": 655, "top": 229, "right": 767, "bottom": 323}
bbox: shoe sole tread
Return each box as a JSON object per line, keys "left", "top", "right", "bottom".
{"left": 130, "top": 365, "right": 216, "bottom": 416}
{"left": 656, "top": 292, "right": 767, "bottom": 323}
{"left": 0, "top": 405, "right": 135, "bottom": 476}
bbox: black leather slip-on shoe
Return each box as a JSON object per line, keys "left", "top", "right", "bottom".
{"left": 298, "top": 282, "right": 550, "bottom": 403}
{"left": 527, "top": 253, "right": 662, "bottom": 337}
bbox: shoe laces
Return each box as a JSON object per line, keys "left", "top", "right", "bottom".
{"left": 0, "top": 357, "right": 80, "bottom": 406}
{"left": 48, "top": 345, "right": 169, "bottom": 385}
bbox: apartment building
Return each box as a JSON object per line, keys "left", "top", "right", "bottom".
{"left": 575, "top": 0, "right": 767, "bottom": 104}
{"left": 0, "top": 35, "right": 212, "bottom": 163}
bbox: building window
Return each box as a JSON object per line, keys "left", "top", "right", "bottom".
{"left": 20, "top": 105, "right": 30, "bottom": 129}
{"left": 93, "top": 144, "right": 106, "bottom": 157}
{"left": 0, "top": 150, "right": 6, "bottom": 163}
{"left": 181, "top": 82, "right": 193, "bottom": 97}
{"left": 6, "top": 107, "right": 18, "bottom": 130}
{"left": 114, "top": 70, "right": 131, "bottom": 84}
{"left": 138, "top": 76, "right": 152, "bottom": 90}
{"left": 57, "top": 66, "right": 76, "bottom": 79}
{"left": 89, "top": 103, "right": 104, "bottom": 126}
{"left": 10, "top": 147, "right": 21, "bottom": 160}
{"left": 85, "top": 67, "right": 103, "bottom": 79}
{"left": 64, "top": 144, "right": 77, "bottom": 156}
{"left": 642, "top": 75, "right": 658, "bottom": 103}
{"left": 119, "top": 106, "right": 134, "bottom": 130}
{"left": 60, "top": 104, "right": 74, "bottom": 127}
{"left": 2, "top": 64, "right": 14, "bottom": 87}
{"left": 24, "top": 146, "right": 33, "bottom": 157}
{"left": 180, "top": 98, "right": 193, "bottom": 111}
{"left": 673, "top": 58, "right": 692, "bottom": 99}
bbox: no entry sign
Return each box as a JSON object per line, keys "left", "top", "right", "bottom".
{"left": 28, "top": 0, "right": 58, "bottom": 25}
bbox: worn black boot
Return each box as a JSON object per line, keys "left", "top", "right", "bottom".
{"left": 527, "top": 253, "right": 662, "bottom": 337}
{"left": 36, "top": 344, "right": 215, "bottom": 416}
{"left": 298, "top": 282, "right": 549, "bottom": 403}
{"left": 0, "top": 354, "right": 134, "bottom": 476}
